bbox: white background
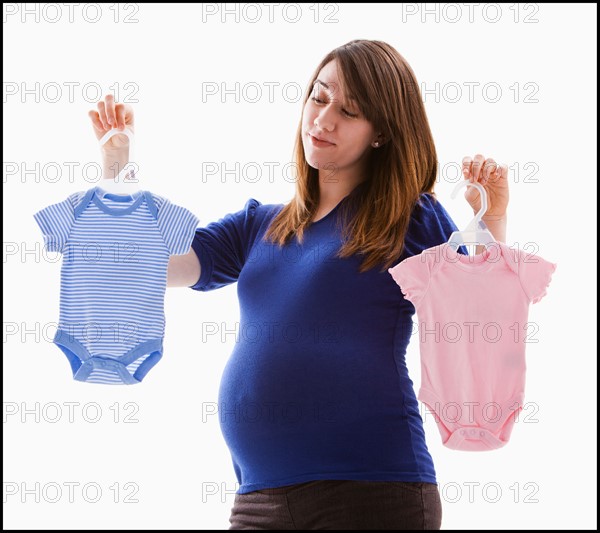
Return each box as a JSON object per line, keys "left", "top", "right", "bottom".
{"left": 4, "top": 2, "right": 597, "bottom": 530}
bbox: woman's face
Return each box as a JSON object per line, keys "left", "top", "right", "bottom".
{"left": 302, "top": 59, "right": 377, "bottom": 175}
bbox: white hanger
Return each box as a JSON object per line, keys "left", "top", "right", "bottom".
{"left": 447, "top": 180, "right": 496, "bottom": 251}
{"left": 97, "top": 127, "right": 140, "bottom": 196}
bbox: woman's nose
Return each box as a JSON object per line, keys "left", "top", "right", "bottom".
{"left": 315, "top": 108, "right": 335, "bottom": 131}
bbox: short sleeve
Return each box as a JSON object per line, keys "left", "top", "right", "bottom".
{"left": 388, "top": 252, "right": 432, "bottom": 307}
{"left": 403, "top": 192, "right": 469, "bottom": 259}
{"left": 517, "top": 251, "right": 557, "bottom": 304}
{"left": 190, "top": 198, "right": 262, "bottom": 292}
{"left": 156, "top": 199, "right": 201, "bottom": 256}
{"left": 33, "top": 194, "right": 78, "bottom": 253}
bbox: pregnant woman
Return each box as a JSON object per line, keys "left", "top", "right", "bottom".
{"left": 89, "top": 39, "right": 509, "bottom": 530}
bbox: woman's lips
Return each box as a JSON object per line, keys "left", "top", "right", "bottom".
{"left": 309, "top": 134, "right": 335, "bottom": 148}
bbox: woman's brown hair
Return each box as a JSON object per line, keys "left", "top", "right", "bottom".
{"left": 263, "top": 39, "right": 439, "bottom": 273}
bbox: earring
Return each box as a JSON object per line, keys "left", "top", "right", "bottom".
{"left": 373, "top": 141, "right": 380, "bottom": 147}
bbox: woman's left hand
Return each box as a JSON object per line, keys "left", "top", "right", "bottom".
{"left": 461, "top": 154, "right": 509, "bottom": 219}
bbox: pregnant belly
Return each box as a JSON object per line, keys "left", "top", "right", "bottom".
{"left": 217, "top": 344, "right": 338, "bottom": 435}
{"left": 215, "top": 341, "right": 419, "bottom": 481}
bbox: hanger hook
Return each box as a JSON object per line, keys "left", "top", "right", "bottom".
{"left": 450, "top": 180, "right": 488, "bottom": 223}
{"left": 99, "top": 127, "right": 134, "bottom": 147}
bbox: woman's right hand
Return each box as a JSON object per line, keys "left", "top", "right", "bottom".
{"left": 88, "top": 94, "right": 134, "bottom": 151}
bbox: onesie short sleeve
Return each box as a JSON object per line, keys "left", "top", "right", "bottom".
{"left": 388, "top": 252, "right": 432, "bottom": 307}
{"left": 516, "top": 250, "right": 557, "bottom": 304}
{"left": 402, "top": 192, "right": 469, "bottom": 259}
{"left": 155, "top": 197, "right": 200, "bottom": 256}
{"left": 33, "top": 192, "right": 82, "bottom": 253}
{"left": 190, "top": 198, "right": 262, "bottom": 292}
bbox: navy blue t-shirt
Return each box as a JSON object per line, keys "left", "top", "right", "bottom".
{"left": 190, "top": 186, "right": 468, "bottom": 494}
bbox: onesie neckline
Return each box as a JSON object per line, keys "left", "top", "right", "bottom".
{"left": 91, "top": 186, "right": 145, "bottom": 216}
{"left": 443, "top": 241, "right": 503, "bottom": 273}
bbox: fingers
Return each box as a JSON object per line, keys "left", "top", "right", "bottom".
{"left": 104, "top": 94, "right": 116, "bottom": 127}
{"left": 495, "top": 162, "right": 505, "bottom": 181}
{"left": 462, "top": 155, "right": 503, "bottom": 184}
{"left": 88, "top": 110, "right": 105, "bottom": 133}
{"left": 96, "top": 100, "right": 110, "bottom": 130}
{"left": 462, "top": 156, "right": 473, "bottom": 180}
{"left": 482, "top": 159, "right": 505, "bottom": 184}
{"left": 89, "top": 95, "right": 134, "bottom": 145}
{"left": 471, "top": 154, "right": 486, "bottom": 182}
{"left": 114, "top": 103, "right": 126, "bottom": 130}
{"left": 481, "top": 158, "right": 497, "bottom": 183}
{"left": 121, "top": 103, "right": 134, "bottom": 130}
{"left": 94, "top": 95, "right": 120, "bottom": 131}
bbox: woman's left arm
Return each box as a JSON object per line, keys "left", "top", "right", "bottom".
{"left": 461, "top": 154, "right": 509, "bottom": 254}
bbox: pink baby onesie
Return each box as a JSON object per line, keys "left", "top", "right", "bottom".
{"left": 388, "top": 241, "right": 557, "bottom": 451}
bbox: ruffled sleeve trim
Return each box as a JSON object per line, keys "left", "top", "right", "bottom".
{"left": 532, "top": 261, "right": 557, "bottom": 304}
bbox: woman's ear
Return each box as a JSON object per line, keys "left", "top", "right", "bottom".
{"left": 372, "top": 134, "right": 387, "bottom": 147}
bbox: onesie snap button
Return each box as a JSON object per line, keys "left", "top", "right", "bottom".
{"left": 480, "top": 431, "right": 485, "bottom": 436}
{"left": 461, "top": 430, "right": 466, "bottom": 435}
{"left": 469, "top": 429, "right": 475, "bottom": 435}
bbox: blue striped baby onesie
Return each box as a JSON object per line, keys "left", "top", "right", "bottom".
{"left": 33, "top": 186, "right": 199, "bottom": 384}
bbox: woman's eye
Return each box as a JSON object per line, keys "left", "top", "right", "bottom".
{"left": 311, "top": 96, "right": 358, "bottom": 118}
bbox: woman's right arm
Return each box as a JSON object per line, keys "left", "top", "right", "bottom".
{"left": 90, "top": 95, "right": 201, "bottom": 288}
{"left": 166, "top": 249, "right": 201, "bottom": 287}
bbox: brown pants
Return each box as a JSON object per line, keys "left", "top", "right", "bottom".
{"left": 228, "top": 480, "right": 442, "bottom": 530}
